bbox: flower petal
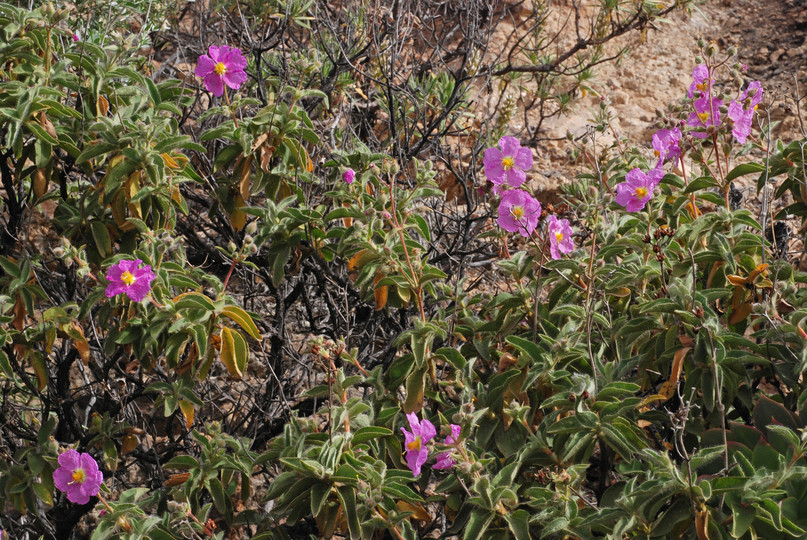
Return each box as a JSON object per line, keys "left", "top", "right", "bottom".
{"left": 513, "top": 147, "right": 533, "bottom": 170}
{"left": 483, "top": 147, "right": 504, "bottom": 182}
{"left": 498, "top": 136, "right": 520, "bottom": 157}
{"left": 204, "top": 73, "right": 224, "bottom": 96}
{"left": 207, "top": 45, "right": 231, "bottom": 63}
{"left": 195, "top": 55, "right": 216, "bottom": 78}
{"left": 223, "top": 69, "right": 248, "bottom": 90}
{"left": 505, "top": 167, "right": 527, "bottom": 188}
{"left": 224, "top": 48, "right": 247, "bottom": 71}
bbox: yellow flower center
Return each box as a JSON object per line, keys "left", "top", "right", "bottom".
{"left": 406, "top": 437, "right": 422, "bottom": 452}
{"left": 555, "top": 231, "right": 564, "bottom": 242}
{"left": 510, "top": 205, "right": 525, "bottom": 220}
{"left": 635, "top": 187, "right": 648, "bottom": 199}
{"left": 214, "top": 62, "right": 227, "bottom": 75}
{"left": 654, "top": 149, "right": 661, "bottom": 157}
{"left": 121, "top": 271, "right": 136, "bottom": 286}
{"left": 696, "top": 82, "right": 707, "bottom": 92}
{"left": 71, "top": 468, "right": 86, "bottom": 484}
{"left": 697, "top": 112, "right": 709, "bottom": 124}
{"left": 501, "top": 156, "right": 515, "bottom": 171}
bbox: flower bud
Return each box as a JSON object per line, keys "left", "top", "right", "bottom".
{"left": 697, "top": 37, "right": 705, "bottom": 48}
{"left": 246, "top": 221, "right": 258, "bottom": 235}
{"left": 727, "top": 46, "right": 737, "bottom": 56}
{"left": 695, "top": 56, "right": 704, "bottom": 65}
{"left": 228, "top": 241, "right": 237, "bottom": 253}
{"left": 705, "top": 43, "right": 718, "bottom": 58}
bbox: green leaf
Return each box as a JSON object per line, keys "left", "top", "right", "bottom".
{"left": 220, "top": 305, "right": 262, "bottom": 340}
{"left": 351, "top": 426, "right": 393, "bottom": 445}
{"left": 90, "top": 221, "right": 112, "bottom": 257}
{"left": 76, "top": 141, "right": 116, "bottom": 164}
{"left": 174, "top": 292, "right": 217, "bottom": 312}
{"left": 207, "top": 477, "right": 233, "bottom": 525}
{"left": 726, "top": 162, "right": 765, "bottom": 183}
{"left": 336, "top": 485, "right": 361, "bottom": 540}
{"left": 505, "top": 509, "right": 531, "bottom": 540}
{"left": 220, "top": 326, "right": 248, "bottom": 378}
{"left": 683, "top": 176, "right": 719, "bottom": 193}
{"left": 463, "top": 509, "right": 494, "bottom": 540}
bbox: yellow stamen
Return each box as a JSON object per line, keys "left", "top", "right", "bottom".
{"left": 121, "top": 271, "right": 136, "bottom": 286}
{"left": 501, "top": 156, "right": 515, "bottom": 171}
{"left": 696, "top": 82, "right": 707, "bottom": 92}
{"left": 406, "top": 437, "right": 422, "bottom": 452}
{"left": 71, "top": 469, "right": 86, "bottom": 484}
{"left": 555, "top": 231, "right": 564, "bottom": 242}
{"left": 654, "top": 150, "right": 660, "bottom": 157}
{"left": 213, "top": 62, "right": 227, "bottom": 75}
{"left": 635, "top": 187, "right": 648, "bottom": 199}
{"left": 697, "top": 112, "right": 709, "bottom": 124}
{"left": 510, "top": 205, "right": 525, "bottom": 221}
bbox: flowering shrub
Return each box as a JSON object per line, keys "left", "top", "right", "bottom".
{"left": 5, "top": 1, "right": 807, "bottom": 539}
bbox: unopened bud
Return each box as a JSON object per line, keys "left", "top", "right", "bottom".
{"left": 705, "top": 43, "right": 718, "bottom": 58}
{"left": 228, "top": 241, "right": 237, "bottom": 253}
{"left": 695, "top": 56, "right": 704, "bottom": 65}
{"left": 727, "top": 46, "right": 738, "bottom": 57}
{"left": 697, "top": 37, "right": 706, "bottom": 48}
{"left": 246, "top": 221, "right": 257, "bottom": 235}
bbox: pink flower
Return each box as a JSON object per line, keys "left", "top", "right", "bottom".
{"left": 342, "top": 169, "right": 355, "bottom": 184}
{"left": 687, "top": 64, "right": 711, "bottom": 99}
{"left": 105, "top": 259, "right": 156, "bottom": 302}
{"left": 401, "top": 412, "right": 436, "bottom": 477}
{"left": 53, "top": 450, "right": 104, "bottom": 504}
{"left": 687, "top": 96, "right": 723, "bottom": 138}
{"left": 652, "top": 127, "right": 681, "bottom": 164}
{"left": 727, "top": 81, "right": 763, "bottom": 143}
{"left": 547, "top": 215, "right": 574, "bottom": 259}
{"left": 195, "top": 45, "right": 248, "bottom": 97}
{"left": 72, "top": 33, "right": 79, "bottom": 42}
{"left": 615, "top": 167, "right": 663, "bottom": 212}
{"left": 433, "top": 424, "right": 461, "bottom": 470}
{"left": 497, "top": 189, "right": 541, "bottom": 237}
{"left": 483, "top": 136, "right": 533, "bottom": 193}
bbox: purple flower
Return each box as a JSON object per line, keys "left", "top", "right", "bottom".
{"left": 687, "top": 64, "right": 711, "bottom": 99}
{"left": 72, "top": 33, "right": 79, "bottom": 42}
{"left": 727, "top": 81, "right": 763, "bottom": 143}
{"left": 547, "top": 215, "right": 574, "bottom": 260}
{"left": 497, "top": 189, "right": 542, "bottom": 237}
{"left": 615, "top": 167, "right": 663, "bottom": 212}
{"left": 53, "top": 450, "right": 104, "bottom": 504}
{"left": 401, "top": 412, "right": 436, "bottom": 477}
{"left": 195, "top": 45, "right": 248, "bottom": 97}
{"left": 433, "top": 424, "right": 461, "bottom": 470}
{"left": 483, "top": 136, "right": 533, "bottom": 193}
{"left": 105, "top": 259, "right": 156, "bottom": 302}
{"left": 687, "top": 96, "right": 723, "bottom": 138}
{"left": 342, "top": 169, "right": 355, "bottom": 184}
{"left": 652, "top": 127, "right": 681, "bottom": 164}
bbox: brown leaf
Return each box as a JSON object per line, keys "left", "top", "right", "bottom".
{"left": 33, "top": 168, "right": 49, "bottom": 198}
{"left": 373, "top": 273, "right": 388, "bottom": 311}
{"left": 164, "top": 473, "right": 190, "bottom": 487}
{"left": 96, "top": 95, "right": 109, "bottom": 117}
{"left": 120, "top": 434, "right": 138, "bottom": 455}
{"left": 397, "top": 501, "right": 430, "bottom": 522}
{"left": 38, "top": 111, "right": 58, "bottom": 139}
{"left": 236, "top": 155, "right": 254, "bottom": 201}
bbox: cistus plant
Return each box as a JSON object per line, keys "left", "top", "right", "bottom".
{"left": 6, "top": 0, "right": 807, "bottom": 538}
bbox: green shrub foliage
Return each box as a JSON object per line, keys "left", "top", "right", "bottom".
{"left": 4, "top": 1, "right": 807, "bottom": 539}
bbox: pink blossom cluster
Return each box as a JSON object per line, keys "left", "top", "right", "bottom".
{"left": 400, "top": 412, "right": 461, "bottom": 477}
{"left": 615, "top": 63, "right": 763, "bottom": 213}
{"left": 483, "top": 136, "right": 574, "bottom": 259}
